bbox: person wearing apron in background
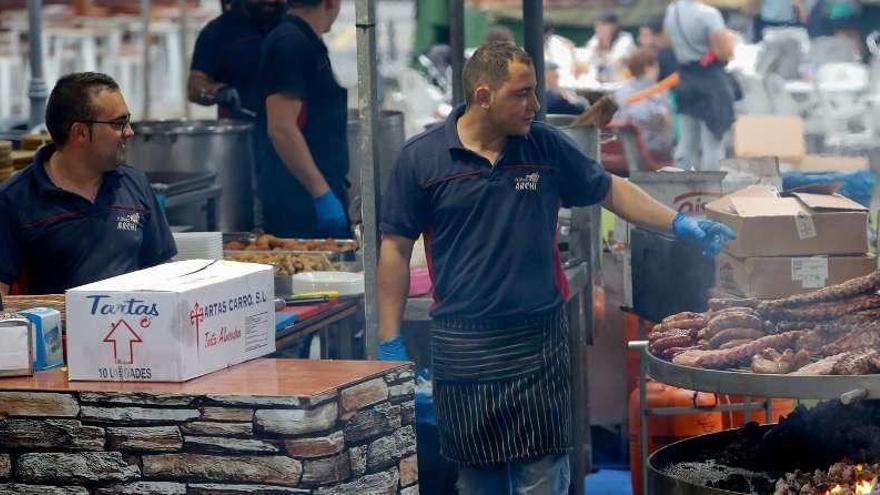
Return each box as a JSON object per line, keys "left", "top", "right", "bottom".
{"left": 188, "top": 0, "right": 284, "bottom": 120}
{"left": 254, "top": 0, "right": 349, "bottom": 238}
{"left": 665, "top": 0, "right": 738, "bottom": 172}
{"left": 376, "top": 42, "right": 736, "bottom": 495}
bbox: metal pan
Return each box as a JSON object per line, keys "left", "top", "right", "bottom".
{"left": 222, "top": 232, "right": 357, "bottom": 262}
{"left": 641, "top": 344, "right": 880, "bottom": 402}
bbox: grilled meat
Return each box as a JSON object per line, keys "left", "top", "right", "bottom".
{"left": 789, "top": 352, "right": 848, "bottom": 375}
{"left": 760, "top": 294, "right": 880, "bottom": 322}
{"left": 751, "top": 348, "right": 810, "bottom": 374}
{"left": 759, "top": 271, "right": 880, "bottom": 311}
{"left": 832, "top": 349, "right": 880, "bottom": 375}
{"left": 708, "top": 327, "right": 767, "bottom": 349}
{"left": 672, "top": 331, "right": 802, "bottom": 369}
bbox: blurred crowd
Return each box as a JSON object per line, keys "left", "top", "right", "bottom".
{"left": 540, "top": 0, "right": 874, "bottom": 171}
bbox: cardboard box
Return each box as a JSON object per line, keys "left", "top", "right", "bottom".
{"left": 715, "top": 253, "right": 876, "bottom": 298}
{"left": 791, "top": 155, "right": 869, "bottom": 172}
{"left": 733, "top": 115, "right": 806, "bottom": 164}
{"left": 705, "top": 186, "right": 868, "bottom": 257}
{"left": 66, "top": 260, "right": 275, "bottom": 382}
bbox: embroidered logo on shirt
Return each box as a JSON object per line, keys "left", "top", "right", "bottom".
{"left": 116, "top": 212, "right": 140, "bottom": 232}
{"left": 515, "top": 172, "right": 540, "bottom": 191}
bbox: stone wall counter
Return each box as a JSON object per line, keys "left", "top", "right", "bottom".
{"left": 0, "top": 359, "right": 417, "bottom": 495}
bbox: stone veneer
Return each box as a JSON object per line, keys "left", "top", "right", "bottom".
{"left": 0, "top": 366, "right": 416, "bottom": 494}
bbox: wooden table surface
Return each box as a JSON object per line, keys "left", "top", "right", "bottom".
{"left": 0, "top": 358, "right": 408, "bottom": 399}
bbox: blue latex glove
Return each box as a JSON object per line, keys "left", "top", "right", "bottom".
{"left": 672, "top": 212, "right": 736, "bottom": 257}
{"left": 313, "top": 190, "right": 349, "bottom": 238}
{"left": 378, "top": 335, "right": 410, "bottom": 361}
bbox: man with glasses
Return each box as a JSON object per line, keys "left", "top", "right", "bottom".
{"left": 0, "top": 72, "right": 176, "bottom": 295}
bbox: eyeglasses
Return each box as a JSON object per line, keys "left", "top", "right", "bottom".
{"left": 76, "top": 117, "right": 131, "bottom": 131}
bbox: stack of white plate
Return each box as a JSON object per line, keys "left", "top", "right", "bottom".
{"left": 172, "top": 232, "right": 223, "bottom": 261}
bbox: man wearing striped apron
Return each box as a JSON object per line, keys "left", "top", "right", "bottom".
{"left": 377, "top": 42, "right": 735, "bottom": 494}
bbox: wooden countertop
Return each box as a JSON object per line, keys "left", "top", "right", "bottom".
{"left": 0, "top": 359, "right": 409, "bottom": 399}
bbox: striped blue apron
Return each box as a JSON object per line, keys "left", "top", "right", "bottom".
{"left": 431, "top": 305, "right": 572, "bottom": 466}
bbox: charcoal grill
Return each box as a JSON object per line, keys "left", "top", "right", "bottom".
{"left": 630, "top": 342, "right": 880, "bottom": 494}
{"left": 649, "top": 399, "right": 880, "bottom": 494}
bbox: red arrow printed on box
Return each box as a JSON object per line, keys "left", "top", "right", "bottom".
{"left": 103, "top": 319, "right": 143, "bottom": 364}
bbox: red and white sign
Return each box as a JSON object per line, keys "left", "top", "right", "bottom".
{"left": 103, "top": 319, "right": 143, "bottom": 364}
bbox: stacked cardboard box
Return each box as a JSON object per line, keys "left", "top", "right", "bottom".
{"left": 732, "top": 115, "right": 869, "bottom": 173}
{"left": 706, "top": 186, "right": 874, "bottom": 299}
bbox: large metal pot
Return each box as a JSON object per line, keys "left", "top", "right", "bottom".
{"left": 346, "top": 110, "right": 405, "bottom": 223}
{"left": 128, "top": 120, "right": 255, "bottom": 232}
{"left": 545, "top": 114, "right": 600, "bottom": 159}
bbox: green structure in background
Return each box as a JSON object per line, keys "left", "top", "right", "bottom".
{"left": 412, "top": 0, "right": 491, "bottom": 60}
{"left": 412, "top": 0, "right": 671, "bottom": 57}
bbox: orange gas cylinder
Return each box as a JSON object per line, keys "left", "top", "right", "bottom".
{"left": 722, "top": 395, "right": 795, "bottom": 427}
{"left": 628, "top": 380, "right": 725, "bottom": 495}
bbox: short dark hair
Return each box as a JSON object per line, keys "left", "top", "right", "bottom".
{"left": 45, "top": 72, "right": 120, "bottom": 147}
{"left": 485, "top": 25, "right": 514, "bottom": 44}
{"left": 463, "top": 42, "right": 532, "bottom": 106}
{"left": 642, "top": 15, "right": 664, "bottom": 35}
{"left": 597, "top": 12, "right": 619, "bottom": 25}
{"left": 626, "top": 47, "right": 658, "bottom": 77}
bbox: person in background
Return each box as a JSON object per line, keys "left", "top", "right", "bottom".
{"left": 751, "top": 0, "right": 803, "bottom": 41}
{"left": 486, "top": 25, "right": 515, "bottom": 44}
{"left": 189, "top": 0, "right": 285, "bottom": 120}
{"left": 825, "top": 0, "right": 863, "bottom": 54}
{"left": 545, "top": 61, "right": 586, "bottom": 115}
{"left": 255, "top": 0, "right": 350, "bottom": 239}
{"left": 638, "top": 16, "right": 679, "bottom": 81}
{"left": 665, "top": 0, "right": 737, "bottom": 171}
{"left": 614, "top": 48, "right": 675, "bottom": 161}
{"left": 0, "top": 73, "right": 176, "bottom": 296}
{"left": 544, "top": 23, "right": 578, "bottom": 87}
{"left": 580, "top": 12, "right": 637, "bottom": 82}
{"left": 376, "top": 42, "right": 735, "bottom": 495}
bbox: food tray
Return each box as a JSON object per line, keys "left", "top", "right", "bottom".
{"left": 223, "top": 251, "right": 335, "bottom": 277}
{"left": 639, "top": 343, "right": 880, "bottom": 401}
{"left": 222, "top": 232, "right": 357, "bottom": 262}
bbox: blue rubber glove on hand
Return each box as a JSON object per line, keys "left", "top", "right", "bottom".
{"left": 672, "top": 212, "right": 736, "bottom": 257}
{"left": 313, "top": 190, "right": 349, "bottom": 238}
{"left": 378, "top": 335, "right": 410, "bottom": 361}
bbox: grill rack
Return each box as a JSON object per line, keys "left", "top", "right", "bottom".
{"left": 628, "top": 334, "right": 880, "bottom": 495}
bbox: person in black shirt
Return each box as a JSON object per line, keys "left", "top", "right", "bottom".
{"left": 545, "top": 61, "right": 586, "bottom": 115}
{"left": 188, "top": 0, "right": 284, "bottom": 120}
{"left": 255, "top": 0, "right": 349, "bottom": 238}
{"left": 0, "top": 72, "right": 176, "bottom": 295}
{"left": 377, "top": 43, "right": 735, "bottom": 493}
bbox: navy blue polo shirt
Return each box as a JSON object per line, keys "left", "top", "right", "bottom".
{"left": 254, "top": 14, "right": 349, "bottom": 237}
{"left": 381, "top": 105, "right": 612, "bottom": 320}
{"left": 190, "top": 3, "right": 280, "bottom": 120}
{"left": 0, "top": 145, "right": 177, "bottom": 294}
